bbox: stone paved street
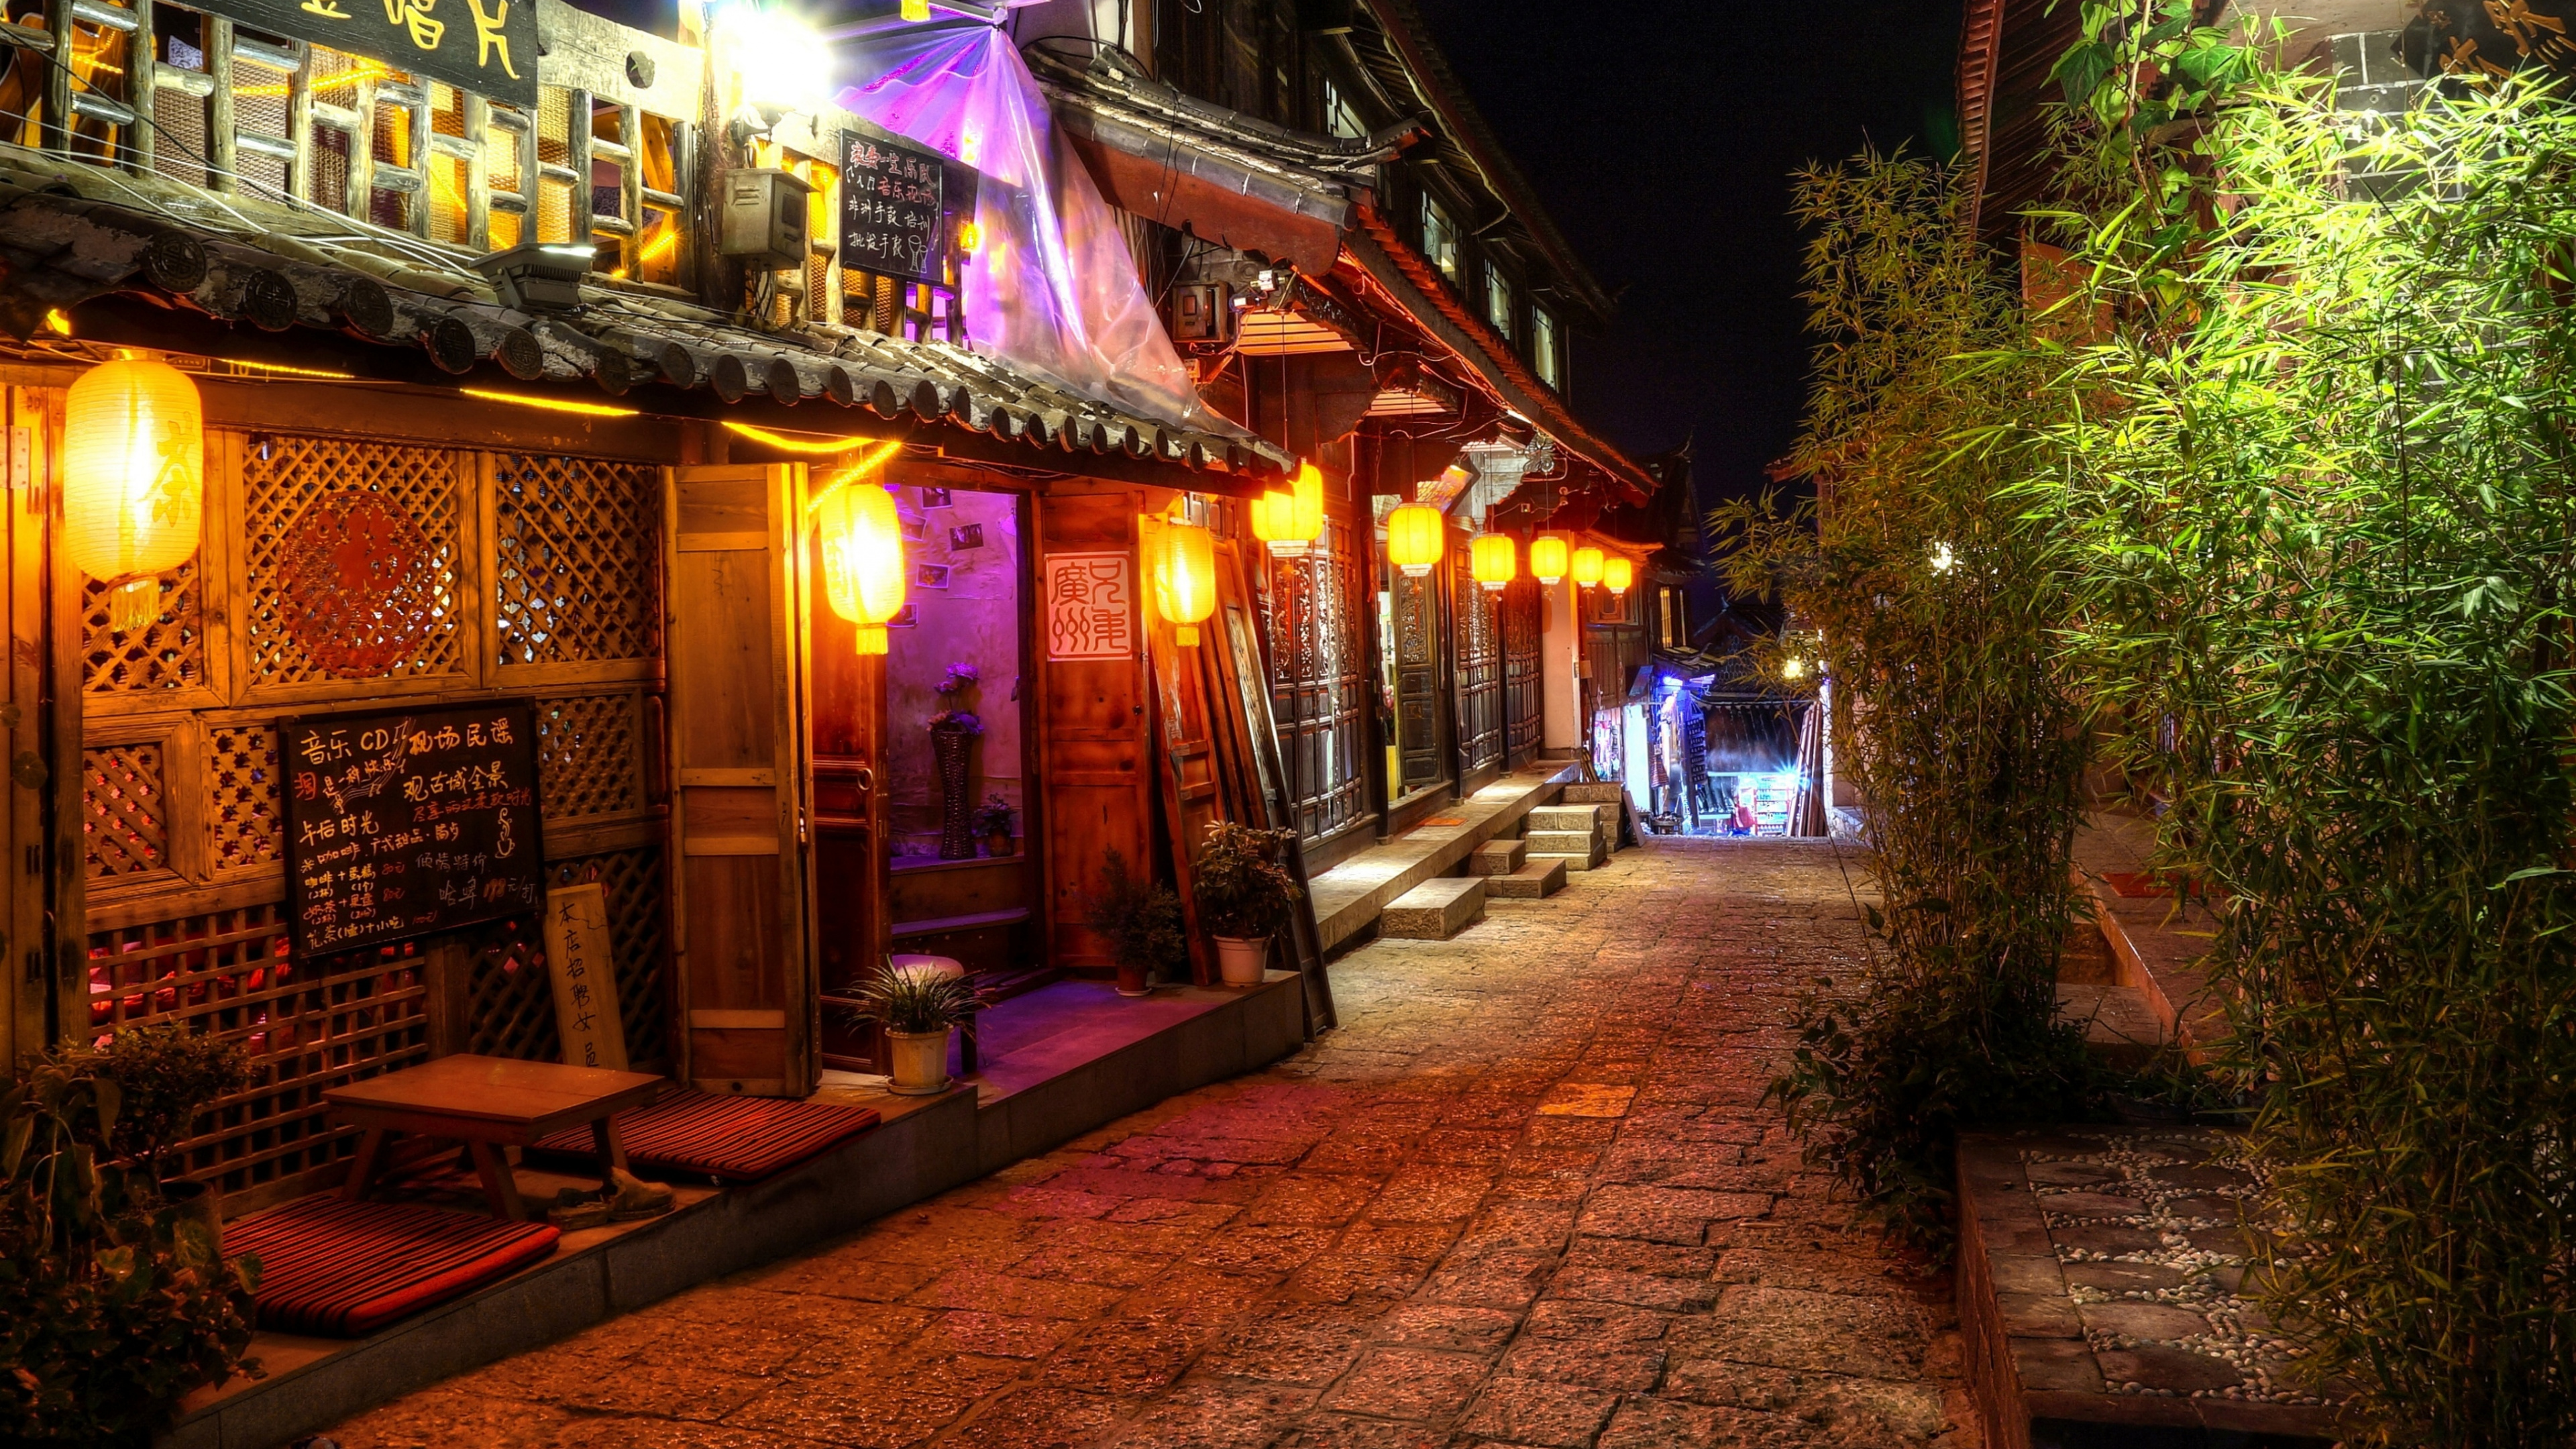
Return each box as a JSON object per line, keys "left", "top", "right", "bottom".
{"left": 329, "top": 840, "right": 1978, "bottom": 1448}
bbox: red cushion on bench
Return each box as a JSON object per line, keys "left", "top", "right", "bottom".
{"left": 226, "top": 1195, "right": 559, "bottom": 1338}
{"left": 529, "top": 1092, "right": 883, "bottom": 1182}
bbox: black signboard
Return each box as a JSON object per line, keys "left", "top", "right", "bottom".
{"left": 283, "top": 700, "right": 545, "bottom": 956}
{"left": 197, "top": 0, "right": 539, "bottom": 108}
{"left": 840, "top": 129, "right": 949, "bottom": 284}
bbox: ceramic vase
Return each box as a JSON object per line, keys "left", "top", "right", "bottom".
{"left": 885, "top": 1027, "right": 953, "bottom": 1095}
{"left": 932, "top": 726, "right": 975, "bottom": 860}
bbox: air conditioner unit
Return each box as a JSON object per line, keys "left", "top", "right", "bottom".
{"left": 720, "top": 168, "right": 812, "bottom": 271}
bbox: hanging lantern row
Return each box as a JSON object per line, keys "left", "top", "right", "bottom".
{"left": 818, "top": 478, "right": 908, "bottom": 655}
{"left": 1604, "top": 555, "right": 1633, "bottom": 597}
{"left": 1155, "top": 504, "right": 1219, "bottom": 646}
{"left": 1250, "top": 462, "right": 1329, "bottom": 559}
{"left": 1469, "top": 532, "right": 1515, "bottom": 593}
{"left": 1571, "top": 545, "right": 1604, "bottom": 589}
{"left": 1528, "top": 533, "right": 1568, "bottom": 588}
{"left": 65, "top": 354, "right": 205, "bottom": 637}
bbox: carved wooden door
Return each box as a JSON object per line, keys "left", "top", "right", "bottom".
{"left": 1393, "top": 557, "right": 1448, "bottom": 796}
{"left": 1452, "top": 545, "right": 1505, "bottom": 785}
{"left": 663, "top": 463, "right": 816, "bottom": 1096}
{"left": 1036, "top": 490, "right": 1153, "bottom": 971}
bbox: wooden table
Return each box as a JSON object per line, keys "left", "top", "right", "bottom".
{"left": 325, "top": 1054, "right": 663, "bottom": 1221}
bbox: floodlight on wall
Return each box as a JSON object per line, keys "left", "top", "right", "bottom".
{"left": 472, "top": 242, "right": 598, "bottom": 312}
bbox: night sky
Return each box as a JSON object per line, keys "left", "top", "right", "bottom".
{"left": 1410, "top": 0, "right": 1966, "bottom": 513}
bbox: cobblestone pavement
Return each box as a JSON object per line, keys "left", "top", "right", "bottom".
{"left": 330, "top": 839, "right": 1978, "bottom": 1449}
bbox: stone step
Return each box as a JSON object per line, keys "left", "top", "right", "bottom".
{"left": 1522, "top": 828, "right": 1600, "bottom": 857}
{"left": 1469, "top": 839, "right": 1525, "bottom": 876}
{"left": 1485, "top": 859, "right": 1567, "bottom": 899}
{"left": 1559, "top": 783, "right": 1625, "bottom": 804}
{"left": 1379, "top": 877, "right": 1487, "bottom": 940}
{"left": 1530, "top": 850, "right": 1604, "bottom": 874}
{"left": 1525, "top": 805, "right": 1605, "bottom": 835}
{"left": 2057, "top": 983, "right": 2168, "bottom": 1071}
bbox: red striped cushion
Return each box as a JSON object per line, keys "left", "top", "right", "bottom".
{"left": 227, "top": 1195, "right": 560, "bottom": 1338}
{"left": 528, "top": 1092, "right": 883, "bottom": 1182}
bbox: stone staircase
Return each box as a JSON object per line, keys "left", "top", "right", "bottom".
{"left": 1377, "top": 779, "right": 1634, "bottom": 941}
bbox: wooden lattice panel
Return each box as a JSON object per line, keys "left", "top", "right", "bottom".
{"left": 87, "top": 906, "right": 429, "bottom": 1202}
{"left": 208, "top": 724, "right": 282, "bottom": 874}
{"left": 83, "top": 743, "right": 169, "bottom": 880}
{"left": 81, "top": 562, "right": 207, "bottom": 696}
{"left": 535, "top": 693, "right": 643, "bottom": 822}
{"left": 463, "top": 847, "right": 669, "bottom": 1069}
{"left": 492, "top": 453, "right": 661, "bottom": 667}
{"left": 241, "top": 435, "right": 467, "bottom": 687}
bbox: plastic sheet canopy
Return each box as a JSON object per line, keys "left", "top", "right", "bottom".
{"left": 838, "top": 25, "right": 1239, "bottom": 438}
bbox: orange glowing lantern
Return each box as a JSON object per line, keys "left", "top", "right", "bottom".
{"left": 1529, "top": 533, "right": 1568, "bottom": 586}
{"left": 818, "top": 480, "right": 907, "bottom": 655}
{"left": 1154, "top": 509, "right": 1218, "bottom": 645}
{"left": 1248, "top": 488, "right": 1300, "bottom": 557}
{"left": 64, "top": 354, "right": 204, "bottom": 636}
{"left": 1571, "top": 545, "right": 1605, "bottom": 588}
{"left": 1385, "top": 503, "right": 1444, "bottom": 578}
{"left": 1603, "top": 555, "right": 1634, "bottom": 596}
{"left": 1289, "top": 462, "right": 1327, "bottom": 544}
{"left": 1470, "top": 532, "right": 1516, "bottom": 592}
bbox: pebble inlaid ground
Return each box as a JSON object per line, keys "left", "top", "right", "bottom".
{"left": 328, "top": 839, "right": 1980, "bottom": 1448}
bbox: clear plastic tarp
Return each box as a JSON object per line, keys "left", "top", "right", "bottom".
{"left": 837, "top": 21, "right": 1238, "bottom": 438}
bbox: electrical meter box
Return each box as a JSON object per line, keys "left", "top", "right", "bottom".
{"left": 720, "top": 168, "right": 812, "bottom": 270}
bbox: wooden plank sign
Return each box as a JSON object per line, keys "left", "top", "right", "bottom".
{"left": 1044, "top": 551, "right": 1134, "bottom": 660}
{"left": 283, "top": 700, "right": 545, "bottom": 956}
{"left": 545, "top": 882, "right": 628, "bottom": 1071}
{"left": 195, "top": 0, "right": 540, "bottom": 107}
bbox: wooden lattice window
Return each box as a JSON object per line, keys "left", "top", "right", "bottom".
{"left": 1265, "top": 519, "right": 1369, "bottom": 843}
{"left": 239, "top": 433, "right": 468, "bottom": 690}
{"left": 534, "top": 692, "right": 644, "bottom": 822}
{"left": 1452, "top": 545, "right": 1505, "bottom": 780}
{"left": 82, "top": 564, "right": 205, "bottom": 696}
{"left": 88, "top": 906, "right": 430, "bottom": 1205}
{"left": 207, "top": 722, "right": 280, "bottom": 874}
{"left": 1503, "top": 575, "right": 1543, "bottom": 767}
{"left": 83, "top": 742, "right": 170, "bottom": 880}
{"left": 492, "top": 452, "right": 661, "bottom": 667}
{"left": 464, "top": 847, "right": 668, "bottom": 1068}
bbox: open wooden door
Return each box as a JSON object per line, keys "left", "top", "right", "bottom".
{"left": 1036, "top": 490, "right": 1153, "bottom": 973}
{"left": 663, "top": 462, "right": 817, "bottom": 1096}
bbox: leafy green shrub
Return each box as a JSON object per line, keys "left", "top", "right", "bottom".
{"left": 1, "top": 1050, "right": 261, "bottom": 1444}
{"left": 1083, "top": 849, "right": 1185, "bottom": 982}
{"left": 1719, "top": 150, "right": 2102, "bottom": 1250}
{"left": 1189, "top": 822, "right": 1301, "bottom": 940}
{"left": 96, "top": 1024, "right": 251, "bottom": 1181}
{"left": 2039, "top": 11, "right": 2576, "bottom": 1439}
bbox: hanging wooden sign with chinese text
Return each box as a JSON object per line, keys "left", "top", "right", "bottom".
{"left": 545, "top": 882, "right": 628, "bottom": 1070}
{"left": 283, "top": 700, "right": 545, "bottom": 955}
{"left": 840, "top": 129, "right": 949, "bottom": 284}
{"left": 196, "top": 0, "right": 539, "bottom": 108}
{"left": 1044, "top": 552, "right": 1133, "bottom": 659}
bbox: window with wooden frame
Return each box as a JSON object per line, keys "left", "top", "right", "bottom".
{"left": 1484, "top": 261, "right": 1514, "bottom": 340}
{"left": 77, "top": 406, "right": 673, "bottom": 1216}
{"left": 1533, "top": 307, "right": 1563, "bottom": 390}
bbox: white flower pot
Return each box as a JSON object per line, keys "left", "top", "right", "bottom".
{"left": 885, "top": 1027, "right": 953, "bottom": 1095}
{"left": 1214, "top": 935, "right": 1271, "bottom": 987}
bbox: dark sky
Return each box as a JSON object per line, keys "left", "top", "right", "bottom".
{"left": 1409, "top": 0, "right": 1966, "bottom": 510}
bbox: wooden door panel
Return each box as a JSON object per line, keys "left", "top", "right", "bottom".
{"left": 1037, "top": 490, "right": 1150, "bottom": 972}
{"left": 665, "top": 462, "right": 812, "bottom": 1097}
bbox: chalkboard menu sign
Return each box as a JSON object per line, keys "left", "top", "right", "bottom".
{"left": 284, "top": 701, "right": 545, "bottom": 955}
{"left": 840, "top": 130, "right": 949, "bottom": 284}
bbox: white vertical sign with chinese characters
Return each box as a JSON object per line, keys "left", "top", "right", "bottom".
{"left": 546, "top": 882, "right": 629, "bottom": 1071}
{"left": 1044, "top": 551, "right": 1136, "bottom": 660}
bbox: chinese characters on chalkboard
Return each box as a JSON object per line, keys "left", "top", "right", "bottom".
{"left": 284, "top": 701, "right": 546, "bottom": 955}
{"left": 197, "top": 0, "right": 539, "bottom": 106}
{"left": 841, "top": 131, "right": 951, "bottom": 285}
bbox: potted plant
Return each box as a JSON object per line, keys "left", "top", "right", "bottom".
{"left": 1083, "top": 849, "right": 1184, "bottom": 997}
{"left": 1190, "top": 822, "right": 1303, "bottom": 987}
{"left": 3, "top": 1046, "right": 262, "bottom": 1443}
{"left": 974, "top": 794, "right": 1017, "bottom": 857}
{"left": 94, "top": 1024, "right": 250, "bottom": 1244}
{"left": 849, "top": 959, "right": 981, "bottom": 1095}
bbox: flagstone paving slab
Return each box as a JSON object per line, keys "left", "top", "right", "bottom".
{"left": 326, "top": 840, "right": 1979, "bottom": 1449}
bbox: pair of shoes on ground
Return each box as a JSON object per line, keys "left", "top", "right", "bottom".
{"left": 546, "top": 1167, "right": 676, "bottom": 1229}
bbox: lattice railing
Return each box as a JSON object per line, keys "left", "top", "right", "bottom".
{"left": 88, "top": 906, "right": 430, "bottom": 1204}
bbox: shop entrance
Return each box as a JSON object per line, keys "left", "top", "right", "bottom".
{"left": 813, "top": 479, "right": 1044, "bottom": 1071}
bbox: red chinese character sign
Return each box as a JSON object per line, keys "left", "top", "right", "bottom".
{"left": 279, "top": 490, "right": 440, "bottom": 678}
{"left": 1044, "top": 552, "right": 1134, "bottom": 659}
{"left": 282, "top": 700, "right": 545, "bottom": 955}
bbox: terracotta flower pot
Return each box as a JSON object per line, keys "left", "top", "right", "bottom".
{"left": 1116, "top": 960, "right": 1150, "bottom": 998}
{"left": 1213, "top": 935, "right": 1271, "bottom": 987}
{"left": 984, "top": 833, "right": 1014, "bottom": 857}
{"left": 885, "top": 1027, "right": 954, "bottom": 1095}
